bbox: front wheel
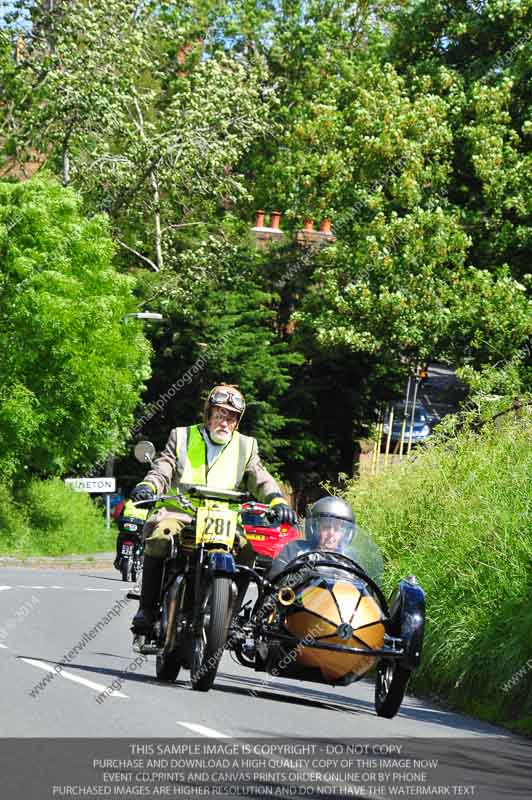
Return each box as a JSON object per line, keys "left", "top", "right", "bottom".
{"left": 374, "top": 659, "right": 411, "bottom": 718}
{"left": 191, "top": 577, "right": 232, "bottom": 692}
{"left": 156, "top": 651, "right": 181, "bottom": 682}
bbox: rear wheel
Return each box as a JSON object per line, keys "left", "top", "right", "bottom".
{"left": 134, "top": 554, "right": 143, "bottom": 588}
{"left": 191, "top": 577, "right": 232, "bottom": 692}
{"left": 374, "top": 659, "right": 411, "bottom": 718}
{"left": 121, "top": 558, "right": 130, "bottom": 582}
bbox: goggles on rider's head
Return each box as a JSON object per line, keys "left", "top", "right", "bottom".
{"left": 208, "top": 388, "right": 245, "bottom": 413}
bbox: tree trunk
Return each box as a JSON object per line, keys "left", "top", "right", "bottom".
{"left": 150, "top": 170, "right": 164, "bottom": 271}
{"left": 132, "top": 96, "right": 164, "bottom": 271}
{"left": 62, "top": 142, "right": 70, "bottom": 186}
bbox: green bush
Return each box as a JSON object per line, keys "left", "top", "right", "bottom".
{"left": 0, "top": 479, "right": 114, "bottom": 556}
{"left": 0, "top": 484, "right": 31, "bottom": 554}
{"left": 345, "top": 414, "right": 532, "bottom": 735}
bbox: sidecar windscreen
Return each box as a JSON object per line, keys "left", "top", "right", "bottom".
{"left": 344, "top": 526, "right": 384, "bottom": 583}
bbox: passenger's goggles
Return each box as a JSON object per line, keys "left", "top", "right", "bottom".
{"left": 209, "top": 389, "right": 245, "bottom": 413}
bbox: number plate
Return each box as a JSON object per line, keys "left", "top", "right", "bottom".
{"left": 196, "top": 507, "right": 238, "bottom": 548}
{"left": 121, "top": 544, "right": 133, "bottom": 555}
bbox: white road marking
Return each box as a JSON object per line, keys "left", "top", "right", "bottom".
{"left": 21, "top": 658, "right": 129, "bottom": 698}
{"left": 49, "top": 586, "right": 64, "bottom": 589}
{"left": 83, "top": 588, "right": 112, "bottom": 592}
{"left": 0, "top": 643, "right": 8, "bottom": 648}
{"left": 177, "top": 722, "right": 230, "bottom": 738}
{"left": 0, "top": 586, "right": 12, "bottom": 591}
{"left": 13, "top": 585, "right": 46, "bottom": 589}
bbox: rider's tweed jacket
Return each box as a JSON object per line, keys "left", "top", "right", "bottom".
{"left": 142, "top": 424, "right": 281, "bottom": 503}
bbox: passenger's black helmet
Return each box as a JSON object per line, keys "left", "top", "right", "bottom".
{"left": 305, "top": 496, "right": 356, "bottom": 551}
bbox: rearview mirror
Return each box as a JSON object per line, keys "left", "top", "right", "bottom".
{"left": 134, "top": 440, "right": 156, "bottom": 464}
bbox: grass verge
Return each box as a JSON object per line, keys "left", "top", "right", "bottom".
{"left": 0, "top": 478, "right": 114, "bottom": 557}
{"left": 345, "top": 415, "right": 532, "bottom": 735}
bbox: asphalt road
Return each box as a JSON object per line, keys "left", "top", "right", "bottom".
{"left": 0, "top": 565, "right": 530, "bottom": 799}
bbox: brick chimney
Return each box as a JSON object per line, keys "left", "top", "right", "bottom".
{"left": 296, "top": 217, "right": 336, "bottom": 248}
{"left": 251, "top": 210, "right": 285, "bottom": 248}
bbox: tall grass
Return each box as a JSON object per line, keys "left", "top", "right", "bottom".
{"left": 345, "top": 415, "right": 532, "bottom": 734}
{"left": 0, "top": 479, "right": 114, "bottom": 556}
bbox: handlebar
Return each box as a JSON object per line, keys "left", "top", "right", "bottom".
{"left": 132, "top": 491, "right": 281, "bottom": 523}
{"left": 242, "top": 501, "right": 279, "bottom": 524}
{"left": 132, "top": 484, "right": 252, "bottom": 513}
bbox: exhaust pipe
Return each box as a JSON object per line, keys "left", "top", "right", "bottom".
{"left": 277, "top": 586, "right": 296, "bottom": 606}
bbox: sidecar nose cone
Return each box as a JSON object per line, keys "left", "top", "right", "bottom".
{"left": 337, "top": 623, "right": 354, "bottom": 640}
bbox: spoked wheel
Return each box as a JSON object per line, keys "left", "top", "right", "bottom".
{"left": 374, "top": 659, "right": 411, "bottom": 718}
{"left": 191, "top": 577, "right": 232, "bottom": 692}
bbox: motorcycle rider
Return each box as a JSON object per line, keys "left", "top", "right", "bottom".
{"left": 113, "top": 499, "right": 148, "bottom": 571}
{"left": 129, "top": 383, "right": 297, "bottom": 635}
{"left": 268, "top": 495, "right": 356, "bottom": 580}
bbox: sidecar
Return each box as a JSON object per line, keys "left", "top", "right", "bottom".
{"left": 232, "top": 542, "right": 425, "bottom": 719}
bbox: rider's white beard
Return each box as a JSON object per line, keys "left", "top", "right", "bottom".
{"left": 209, "top": 428, "right": 231, "bottom": 445}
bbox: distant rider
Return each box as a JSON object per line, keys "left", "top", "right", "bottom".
{"left": 129, "top": 383, "right": 297, "bottom": 635}
{"left": 113, "top": 499, "right": 148, "bottom": 571}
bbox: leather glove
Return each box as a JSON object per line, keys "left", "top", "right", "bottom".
{"left": 130, "top": 483, "right": 155, "bottom": 504}
{"left": 269, "top": 497, "right": 298, "bottom": 526}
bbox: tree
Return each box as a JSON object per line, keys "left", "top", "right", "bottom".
{"left": 0, "top": 176, "right": 151, "bottom": 484}
{"left": 128, "top": 235, "right": 303, "bottom": 474}
{"left": 2, "top": 1, "right": 273, "bottom": 272}
{"left": 388, "top": 0, "right": 532, "bottom": 282}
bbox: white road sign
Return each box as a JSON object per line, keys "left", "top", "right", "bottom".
{"left": 64, "top": 477, "right": 116, "bottom": 493}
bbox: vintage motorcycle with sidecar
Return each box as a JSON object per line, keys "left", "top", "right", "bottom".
{"left": 229, "top": 526, "right": 425, "bottom": 718}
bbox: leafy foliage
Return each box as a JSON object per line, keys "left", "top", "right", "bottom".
{"left": 0, "top": 177, "right": 151, "bottom": 484}
{"left": 0, "top": 1, "right": 531, "bottom": 498}
{"left": 3, "top": 0, "right": 273, "bottom": 271}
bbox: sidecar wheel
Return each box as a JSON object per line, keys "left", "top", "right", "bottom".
{"left": 191, "top": 577, "right": 232, "bottom": 692}
{"left": 374, "top": 660, "right": 411, "bottom": 718}
{"left": 156, "top": 651, "right": 181, "bottom": 682}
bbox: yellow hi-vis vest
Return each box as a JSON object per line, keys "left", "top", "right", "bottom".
{"left": 159, "top": 425, "right": 254, "bottom": 513}
{"left": 179, "top": 425, "right": 253, "bottom": 489}
{"left": 122, "top": 499, "right": 148, "bottom": 521}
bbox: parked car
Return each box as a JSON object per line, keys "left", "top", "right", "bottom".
{"left": 240, "top": 502, "right": 302, "bottom": 573}
{"left": 382, "top": 401, "right": 432, "bottom": 447}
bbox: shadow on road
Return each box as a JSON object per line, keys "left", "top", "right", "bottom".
{"left": 215, "top": 672, "right": 506, "bottom": 735}
{"left": 215, "top": 671, "right": 374, "bottom": 715}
